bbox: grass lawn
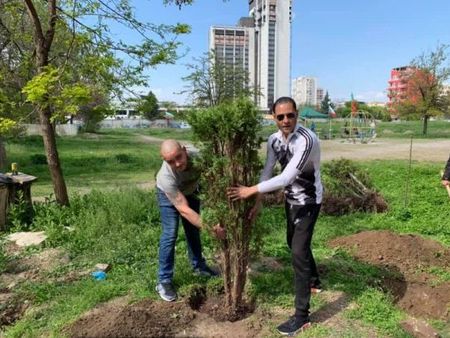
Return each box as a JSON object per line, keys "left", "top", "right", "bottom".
{"left": 1, "top": 128, "right": 449, "bottom": 337}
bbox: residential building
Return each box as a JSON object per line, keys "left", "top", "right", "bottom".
{"left": 249, "top": 0, "right": 292, "bottom": 110}
{"left": 387, "top": 66, "right": 414, "bottom": 108}
{"left": 209, "top": 24, "right": 255, "bottom": 87}
{"left": 292, "top": 76, "right": 317, "bottom": 106}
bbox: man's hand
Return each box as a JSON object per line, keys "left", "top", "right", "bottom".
{"left": 212, "top": 224, "right": 226, "bottom": 240}
{"left": 227, "top": 185, "right": 258, "bottom": 201}
{"left": 442, "top": 179, "right": 449, "bottom": 187}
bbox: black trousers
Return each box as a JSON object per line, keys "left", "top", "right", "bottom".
{"left": 285, "top": 202, "right": 321, "bottom": 321}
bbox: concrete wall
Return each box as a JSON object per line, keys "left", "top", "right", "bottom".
{"left": 24, "top": 124, "right": 80, "bottom": 136}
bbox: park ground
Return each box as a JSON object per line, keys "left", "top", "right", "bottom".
{"left": 1, "top": 123, "right": 449, "bottom": 337}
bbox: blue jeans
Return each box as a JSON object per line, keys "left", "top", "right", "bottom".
{"left": 157, "top": 188, "right": 206, "bottom": 283}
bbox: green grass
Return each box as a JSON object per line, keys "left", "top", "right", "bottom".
{"left": 2, "top": 130, "right": 450, "bottom": 336}
{"left": 4, "top": 131, "right": 161, "bottom": 196}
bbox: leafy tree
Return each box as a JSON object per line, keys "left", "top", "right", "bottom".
{"left": 77, "top": 90, "right": 112, "bottom": 132}
{"left": 394, "top": 44, "right": 450, "bottom": 134}
{"left": 181, "top": 52, "right": 255, "bottom": 107}
{"left": 136, "top": 91, "right": 160, "bottom": 120}
{"left": 187, "top": 98, "right": 263, "bottom": 319}
{"left": 4, "top": 0, "right": 194, "bottom": 205}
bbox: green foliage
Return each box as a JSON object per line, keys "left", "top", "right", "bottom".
{"left": 22, "top": 66, "right": 92, "bottom": 121}
{"left": 7, "top": 191, "right": 34, "bottom": 230}
{"left": 188, "top": 98, "right": 263, "bottom": 311}
{"left": 135, "top": 91, "right": 160, "bottom": 120}
{"left": 322, "top": 158, "right": 374, "bottom": 197}
{"left": 29, "top": 154, "right": 47, "bottom": 165}
{"left": 114, "top": 153, "right": 134, "bottom": 164}
{"left": 0, "top": 118, "right": 18, "bottom": 135}
{"left": 394, "top": 44, "right": 450, "bottom": 134}
{"left": 181, "top": 52, "right": 255, "bottom": 107}
{"left": 320, "top": 91, "right": 331, "bottom": 115}
{"left": 0, "top": 238, "right": 7, "bottom": 274}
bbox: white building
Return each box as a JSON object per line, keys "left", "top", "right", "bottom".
{"left": 209, "top": 24, "right": 255, "bottom": 88}
{"left": 209, "top": 0, "right": 292, "bottom": 111}
{"left": 292, "top": 76, "right": 317, "bottom": 106}
{"left": 249, "top": 0, "right": 292, "bottom": 110}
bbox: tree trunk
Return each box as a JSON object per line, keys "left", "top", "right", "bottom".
{"left": 422, "top": 115, "right": 428, "bottom": 135}
{"left": 0, "top": 139, "right": 6, "bottom": 171}
{"left": 23, "top": 0, "right": 68, "bottom": 205}
{"left": 39, "top": 107, "right": 69, "bottom": 205}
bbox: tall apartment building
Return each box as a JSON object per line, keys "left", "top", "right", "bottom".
{"left": 249, "top": 0, "right": 292, "bottom": 110}
{"left": 209, "top": 0, "right": 292, "bottom": 110}
{"left": 209, "top": 24, "right": 255, "bottom": 87}
{"left": 292, "top": 76, "right": 317, "bottom": 106}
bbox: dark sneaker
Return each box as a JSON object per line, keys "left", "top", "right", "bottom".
{"left": 193, "top": 265, "right": 219, "bottom": 277}
{"left": 277, "top": 316, "right": 311, "bottom": 336}
{"left": 155, "top": 282, "right": 177, "bottom": 302}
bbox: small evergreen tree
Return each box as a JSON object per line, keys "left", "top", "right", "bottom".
{"left": 320, "top": 91, "right": 331, "bottom": 115}
{"left": 187, "top": 98, "right": 262, "bottom": 319}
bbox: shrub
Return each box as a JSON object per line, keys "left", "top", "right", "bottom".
{"left": 115, "top": 153, "right": 134, "bottom": 164}
{"left": 30, "top": 154, "right": 47, "bottom": 165}
{"left": 188, "top": 98, "right": 263, "bottom": 319}
{"left": 321, "top": 158, "right": 388, "bottom": 215}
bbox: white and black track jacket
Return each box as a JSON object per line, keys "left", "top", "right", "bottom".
{"left": 257, "top": 125, "right": 323, "bottom": 205}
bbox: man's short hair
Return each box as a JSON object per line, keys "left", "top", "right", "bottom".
{"left": 272, "top": 97, "right": 297, "bottom": 114}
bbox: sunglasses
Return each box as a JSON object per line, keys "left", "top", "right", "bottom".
{"left": 275, "top": 112, "right": 296, "bottom": 121}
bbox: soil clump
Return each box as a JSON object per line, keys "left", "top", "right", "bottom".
{"left": 330, "top": 230, "right": 450, "bottom": 320}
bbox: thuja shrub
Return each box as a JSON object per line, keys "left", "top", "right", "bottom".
{"left": 187, "top": 98, "right": 263, "bottom": 319}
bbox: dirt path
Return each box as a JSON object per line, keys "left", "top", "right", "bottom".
{"left": 321, "top": 138, "right": 450, "bottom": 162}
{"left": 138, "top": 134, "right": 450, "bottom": 162}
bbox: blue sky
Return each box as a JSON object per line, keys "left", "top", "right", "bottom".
{"left": 124, "top": 0, "right": 450, "bottom": 104}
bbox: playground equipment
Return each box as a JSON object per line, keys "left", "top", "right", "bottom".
{"left": 341, "top": 110, "right": 377, "bottom": 143}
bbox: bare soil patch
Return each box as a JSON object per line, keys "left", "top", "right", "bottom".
{"left": 329, "top": 230, "right": 450, "bottom": 320}
{"left": 67, "top": 297, "right": 264, "bottom": 338}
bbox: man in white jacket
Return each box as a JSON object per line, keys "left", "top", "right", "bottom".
{"left": 228, "top": 96, "right": 323, "bottom": 336}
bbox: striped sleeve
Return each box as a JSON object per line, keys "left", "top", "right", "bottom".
{"left": 257, "top": 132, "right": 314, "bottom": 194}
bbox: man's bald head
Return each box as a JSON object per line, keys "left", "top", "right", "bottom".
{"left": 160, "top": 139, "right": 182, "bottom": 157}
{"left": 160, "top": 139, "right": 188, "bottom": 172}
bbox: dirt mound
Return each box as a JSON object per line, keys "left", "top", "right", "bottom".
{"left": 321, "top": 192, "right": 388, "bottom": 215}
{"left": 67, "top": 296, "right": 264, "bottom": 338}
{"left": 329, "top": 230, "right": 450, "bottom": 320}
{"left": 68, "top": 298, "right": 196, "bottom": 338}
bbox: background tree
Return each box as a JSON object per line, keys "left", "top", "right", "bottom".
{"left": 335, "top": 101, "right": 390, "bottom": 121}
{"left": 187, "top": 98, "right": 263, "bottom": 319}
{"left": 181, "top": 52, "right": 254, "bottom": 107}
{"left": 1, "top": 0, "right": 193, "bottom": 205}
{"left": 77, "top": 90, "right": 112, "bottom": 132}
{"left": 320, "top": 91, "right": 331, "bottom": 115}
{"left": 394, "top": 44, "right": 450, "bottom": 134}
{"left": 135, "top": 91, "right": 160, "bottom": 120}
